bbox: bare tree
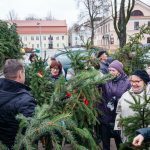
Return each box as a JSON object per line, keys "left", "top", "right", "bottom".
{"left": 112, "top": 0, "right": 135, "bottom": 48}
{"left": 7, "top": 10, "right": 18, "bottom": 20}
{"left": 77, "top": 0, "right": 110, "bottom": 45}
{"left": 25, "top": 14, "right": 41, "bottom": 20}
{"left": 45, "top": 11, "right": 55, "bottom": 20}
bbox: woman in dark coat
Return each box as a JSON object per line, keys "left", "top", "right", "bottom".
{"left": 98, "top": 60, "right": 131, "bottom": 150}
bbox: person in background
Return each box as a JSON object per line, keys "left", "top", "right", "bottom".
{"left": 97, "top": 50, "right": 113, "bottom": 74}
{"left": 132, "top": 128, "right": 150, "bottom": 146}
{"left": 29, "top": 53, "right": 38, "bottom": 63}
{"left": 115, "top": 69, "right": 150, "bottom": 142}
{"left": 0, "top": 59, "right": 36, "bottom": 149}
{"left": 98, "top": 60, "right": 131, "bottom": 150}
{"left": 49, "top": 58, "right": 64, "bottom": 82}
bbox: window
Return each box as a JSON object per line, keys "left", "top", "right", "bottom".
{"left": 24, "top": 36, "right": 27, "bottom": 41}
{"left": 32, "top": 44, "right": 34, "bottom": 48}
{"left": 108, "top": 23, "right": 110, "bottom": 32}
{"left": 134, "top": 22, "right": 139, "bottom": 30}
{"left": 110, "top": 37, "right": 114, "bottom": 44}
{"left": 44, "top": 44, "right": 46, "bottom": 48}
{"left": 75, "top": 37, "right": 78, "bottom": 40}
{"left": 148, "top": 21, "right": 150, "bottom": 26}
{"left": 131, "top": 10, "right": 144, "bottom": 16}
{"left": 62, "top": 36, "right": 64, "bottom": 40}
{"left": 57, "top": 43, "right": 59, "bottom": 47}
{"left": 37, "top": 44, "right": 39, "bottom": 48}
{"left": 43, "top": 36, "right": 46, "bottom": 40}
{"left": 36, "top": 36, "right": 39, "bottom": 40}
{"left": 31, "top": 36, "right": 34, "bottom": 40}
{"left": 147, "top": 37, "right": 150, "bottom": 43}
{"left": 56, "top": 36, "right": 59, "bottom": 40}
{"left": 103, "top": 26, "right": 105, "bottom": 34}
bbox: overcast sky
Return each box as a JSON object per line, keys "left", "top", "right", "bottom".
{"left": 0, "top": 0, "right": 149, "bottom": 27}
{"left": 0, "top": 0, "right": 79, "bottom": 27}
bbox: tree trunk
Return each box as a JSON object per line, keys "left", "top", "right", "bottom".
{"left": 119, "top": 27, "right": 127, "bottom": 48}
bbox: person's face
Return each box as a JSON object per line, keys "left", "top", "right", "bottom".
{"left": 99, "top": 53, "right": 108, "bottom": 62}
{"left": 31, "top": 56, "right": 36, "bottom": 63}
{"left": 51, "top": 66, "right": 60, "bottom": 76}
{"left": 109, "top": 67, "right": 120, "bottom": 77}
{"left": 130, "top": 75, "right": 145, "bottom": 93}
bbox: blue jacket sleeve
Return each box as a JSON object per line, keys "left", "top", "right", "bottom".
{"left": 136, "top": 128, "right": 150, "bottom": 140}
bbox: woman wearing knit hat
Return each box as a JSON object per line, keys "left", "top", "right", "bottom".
{"left": 114, "top": 69, "right": 150, "bottom": 142}
{"left": 98, "top": 60, "right": 131, "bottom": 150}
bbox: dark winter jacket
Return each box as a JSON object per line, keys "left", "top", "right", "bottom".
{"left": 99, "top": 57, "right": 113, "bottom": 74}
{"left": 136, "top": 128, "right": 150, "bottom": 141}
{"left": 0, "top": 78, "right": 36, "bottom": 148}
{"left": 98, "top": 74, "right": 131, "bottom": 124}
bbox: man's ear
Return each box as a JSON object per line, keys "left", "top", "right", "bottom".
{"left": 17, "top": 70, "right": 22, "bottom": 80}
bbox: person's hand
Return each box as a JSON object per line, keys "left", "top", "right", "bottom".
{"left": 132, "top": 134, "right": 144, "bottom": 146}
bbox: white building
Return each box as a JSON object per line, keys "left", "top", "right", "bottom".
{"left": 69, "top": 25, "right": 91, "bottom": 47}
{"left": 94, "top": 0, "right": 150, "bottom": 52}
{"left": 10, "top": 20, "right": 68, "bottom": 50}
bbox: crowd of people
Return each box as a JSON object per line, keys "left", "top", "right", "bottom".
{"left": 0, "top": 50, "right": 150, "bottom": 149}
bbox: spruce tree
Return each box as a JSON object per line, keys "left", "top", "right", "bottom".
{"left": 0, "top": 20, "right": 23, "bottom": 69}
{"left": 114, "top": 25, "right": 150, "bottom": 75}
{"left": 15, "top": 52, "right": 110, "bottom": 149}
{"left": 120, "top": 90, "right": 150, "bottom": 150}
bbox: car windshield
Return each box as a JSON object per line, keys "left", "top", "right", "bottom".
{"left": 55, "top": 53, "right": 71, "bottom": 65}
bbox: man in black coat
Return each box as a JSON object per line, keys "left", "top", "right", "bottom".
{"left": 97, "top": 50, "right": 113, "bottom": 74}
{"left": 0, "top": 59, "right": 36, "bottom": 149}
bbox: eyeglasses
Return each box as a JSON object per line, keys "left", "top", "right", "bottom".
{"left": 130, "top": 80, "right": 142, "bottom": 84}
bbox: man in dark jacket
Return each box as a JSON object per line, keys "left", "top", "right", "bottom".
{"left": 132, "top": 128, "right": 150, "bottom": 146}
{"left": 97, "top": 50, "right": 113, "bottom": 74}
{"left": 0, "top": 59, "right": 36, "bottom": 149}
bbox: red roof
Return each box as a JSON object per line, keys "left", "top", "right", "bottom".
{"left": 10, "top": 20, "right": 67, "bottom": 27}
{"left": 8, "top": 20, "right": 68, "bottom": 34}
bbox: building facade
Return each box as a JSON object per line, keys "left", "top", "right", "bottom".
{"left": 68, "top": 25, "right": 91, "bottom": 47}
{"left": 94, "top": 0, "right": 150, "bottom": 51}
{"left": 10, "top": 20, "right": 68, "bottom": 50}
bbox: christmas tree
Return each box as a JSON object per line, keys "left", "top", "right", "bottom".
{"left": 120, "top": 90, "right": 150, "bottom": 150}
{"left": 10, "top": 50, "right": 111, "bottom": 149}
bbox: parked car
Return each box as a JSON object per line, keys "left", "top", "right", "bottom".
{"left": 53, "top": 47, "right": 98, "bottom": 76}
